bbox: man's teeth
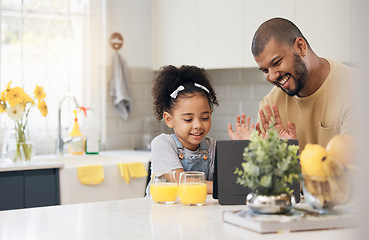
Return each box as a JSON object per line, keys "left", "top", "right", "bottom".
{"left": 278, "top": 76, "right": 289, "bottom": 86}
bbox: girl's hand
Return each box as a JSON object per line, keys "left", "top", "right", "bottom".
{"left": 228, "top": 113, "right": 255, "bottom": 140}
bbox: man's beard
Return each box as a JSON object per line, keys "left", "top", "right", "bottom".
{"left": 278, "top": 54, "right": 308, "bottom": 96}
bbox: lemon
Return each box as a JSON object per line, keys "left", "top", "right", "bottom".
{"left": 300, "top": 143, "right": 327, "bottom": 177}
{"left": 326, "top": 134, "right": 360, "bottom": 167}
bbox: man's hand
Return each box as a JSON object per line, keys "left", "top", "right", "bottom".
{"left": 257, "top": 104, "right": 297, "bottom": 139}
{"left": 228, "top": 113, "right": 255, "bottom": 140}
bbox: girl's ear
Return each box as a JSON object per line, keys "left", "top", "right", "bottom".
{"left": 163, "top": 112, "right": 174, "bottom": 128}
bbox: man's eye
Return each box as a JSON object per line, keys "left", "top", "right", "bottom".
{"left": 274, "top": 59, "right": 282, "bottom": 66}
{"left": 261, "top": 69, "right": 268, "bottom": 74}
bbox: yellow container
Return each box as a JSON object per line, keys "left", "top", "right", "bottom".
{"left": 68, "top": 109, "right": 85, "bottom": 155}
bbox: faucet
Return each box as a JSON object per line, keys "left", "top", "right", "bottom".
{"left": 56, "top": 94, "right": 80, "bottom": 156}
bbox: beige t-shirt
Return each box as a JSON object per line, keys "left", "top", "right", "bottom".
{"left": 259, "top": 58, "right": 359, "bottom": 151}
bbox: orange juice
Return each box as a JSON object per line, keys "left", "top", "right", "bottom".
{"left": 150, "top": 183, "right": 178, "bottom": 203}
{"left": 178, "top": 183, "right": 207, "bottom": 205}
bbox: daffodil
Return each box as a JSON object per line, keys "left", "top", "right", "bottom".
{"left": 37, "top": 99, "right": 48, "bottom": 117}
{"left": 6, "top": 104, "right": 24, "bottom": 121}
{"left": 34, "top": 85, "right": 46, "bottom": 100}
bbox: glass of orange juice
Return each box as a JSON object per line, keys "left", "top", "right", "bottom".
{"left": 178, "top": 171, "right": 207, "bottom": 206}
{"left": 150, "top": 171, "right": 178, "bottom": 204}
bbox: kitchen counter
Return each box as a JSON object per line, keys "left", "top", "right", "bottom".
{"left": 0, "top": 159, "right": 63, "bottom": 172}
{"left": 1, "top": 150, "right": 151, "bottom": 206}
{"left": 0, "top": 196, "right": 358, "bottom": 240}
{"left": 32, "top": 150, "right": 151, "bottom": 205}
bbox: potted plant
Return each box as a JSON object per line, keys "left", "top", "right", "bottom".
{"left": 234, "top": 121, "right": 301, "bottom": 214}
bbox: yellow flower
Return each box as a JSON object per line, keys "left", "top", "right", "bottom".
{"left": 6, "top": 104, "right": 24, "bottom": 121}
{"left": 5, "top": 81, "right": 12, "bottom": 92}
{"left": 34, "top": 85, "right": 46, "bottom": 100}
{"left": 0, "top": 103, "right": 6, "bottom": 113}
{"left": 22, "top": 92, "right": 34, "bottom": 105}
{"left": 1, "top": 82, "right": 47, "bottom": 119}
{"left": 6, "top": 87, "right": 24, "bottom": 107}
{"left": 37, "top": 99, "right": 48, "bottom": 117}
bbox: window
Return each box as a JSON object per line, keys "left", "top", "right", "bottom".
{"left": 0, "top": 0, "right": 95, "bottom": 154}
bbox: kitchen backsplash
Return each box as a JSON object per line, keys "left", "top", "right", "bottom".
{"left": 104, "top": 67, "right": 273, "bottom": 150}
{"left": 3, "top": 67, "right": 272, "bottom": 154}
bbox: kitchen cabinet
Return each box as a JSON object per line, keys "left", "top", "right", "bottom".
{"left": 295, "top": 0, "right": 352, "bottom": 64}
{"left": 0, "top": 169, "right": 60, "bottom": 211}
{"left": 243, "top": 0, "right": 294, "bottom": 67}
{"left": 151, "top": 0, "right": 198, "bottom": 70}
{"left": 152, "top": 0, "right": 293, "bottom": 69}
{"left": 198, "top": 0, "right": 244, "bottom": 69}
{"left": 34, "top": 151, "right": 151, "bottom": 205}
{"left": 152, "top": 0, "right": 354, "bottom": 70}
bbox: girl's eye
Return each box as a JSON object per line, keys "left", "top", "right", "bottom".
{"left": 184, "top": 119, "right": 192, "bottom": 122}
{"left": 202, "top": 117, "right": 209, "bottom": 120}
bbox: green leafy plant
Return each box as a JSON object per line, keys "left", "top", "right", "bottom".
{"left": 234, "top": 123, "right": 301, "bottom": 194}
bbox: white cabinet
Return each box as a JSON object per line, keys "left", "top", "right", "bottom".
{"left": 151, "top": 0, "right": 198, "bottom": 70}
{"left": 151, "top": 0, "right": 353, "bottom": 70}
{"left": 198, "top": 0, "right": 244, "bottom": 69}
{"left": 294, "top": 0, "right": 352, "bottom": 64}
{"left": 243, "top": 0, "right": 294, "bottom": 67}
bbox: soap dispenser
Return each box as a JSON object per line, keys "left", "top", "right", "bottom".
{"left": 68, "top": 108, "right": 85, "bottom": 155}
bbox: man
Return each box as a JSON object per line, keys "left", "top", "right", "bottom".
{"left": 228, "top": 17, "right": 359, "bottom": 151}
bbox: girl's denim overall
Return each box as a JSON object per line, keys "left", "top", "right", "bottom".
{"left": 170, "top": 134, "right": 209, "bottom": 179}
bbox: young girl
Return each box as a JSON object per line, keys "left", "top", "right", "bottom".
{"left": 149, "top": 65, "right": 218, "bottom": 194}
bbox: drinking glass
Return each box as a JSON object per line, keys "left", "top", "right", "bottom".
{"left": 150, "top": 171, "right": 178, "bottom": 204}
{"left": 178, "top": 171, "right": 207, "bottom": 206}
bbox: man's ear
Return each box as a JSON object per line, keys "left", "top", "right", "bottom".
{"left": 294, "top": 37, "right": 307, "bottom": 57}
{"left": 163, "top": 112, "right": 174, "bottom": 128}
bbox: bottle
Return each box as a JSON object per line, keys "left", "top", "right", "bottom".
{"left": 68, "top": 109, "right": 85, "bottom": 155}
{"left": 85, "top": 109, "right": 100, "bottom": 154}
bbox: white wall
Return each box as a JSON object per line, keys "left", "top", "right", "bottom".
{"left": 108, "top": 0, "right": 152, "bottom": 68}
{"left": 103, "top": 0, "right": 155, "bottom": 150}
{"left": 102, "top": 0, "right": 271, "bottom": 150}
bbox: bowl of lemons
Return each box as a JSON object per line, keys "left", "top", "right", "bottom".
{"left": 300, "top": 135, "right": 360, "bottom": 214}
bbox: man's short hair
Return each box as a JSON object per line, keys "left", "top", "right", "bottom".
{"left": 251, "top": 17, "right": 310, "bottom": 57}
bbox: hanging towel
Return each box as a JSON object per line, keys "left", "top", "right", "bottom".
{"left": 118, "top": 163, "right": 131, "bottom": 184}
{"left": 77, "top": 165, "right": 104, "bottom": 185}
{"left": 110, "top": 52, "right": 132, "bottom": 120}
{"left": 128, "top": 162, "right": 148, "bottom": 178}
{"left": 117, "top": 162, "right": 148, "bottom": 184}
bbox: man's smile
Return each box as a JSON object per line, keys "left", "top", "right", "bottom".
{"left": 275, "top": 74, "right": 290, "bottom": 88}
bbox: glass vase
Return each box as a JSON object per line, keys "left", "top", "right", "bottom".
{"left": 2, "top": 125, "right": 34, "bottom": 163}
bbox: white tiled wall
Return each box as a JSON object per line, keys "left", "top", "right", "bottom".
{"left": 0, "top": 67, "right": 272, "bottom": 154}
{"left": 103, "top": 67, "right": 273, "bottom": 150}
{"left": 104, "top": 67, "right": 161, "bottom": 150}
{"left": 207, "top": 68, "right": 273, "bottom": 141}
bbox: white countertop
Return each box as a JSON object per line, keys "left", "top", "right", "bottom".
{"left": 0, "top": 196, "right": 359, "bottom": 240}
{"left": 35, "top": 150, "right": 151, "bottom": 167}
{"left": 0, "top": 159, "right": 64, "bottom": 172}
{"left": 0, "top": 150, "right": 151, "bottom": 171}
